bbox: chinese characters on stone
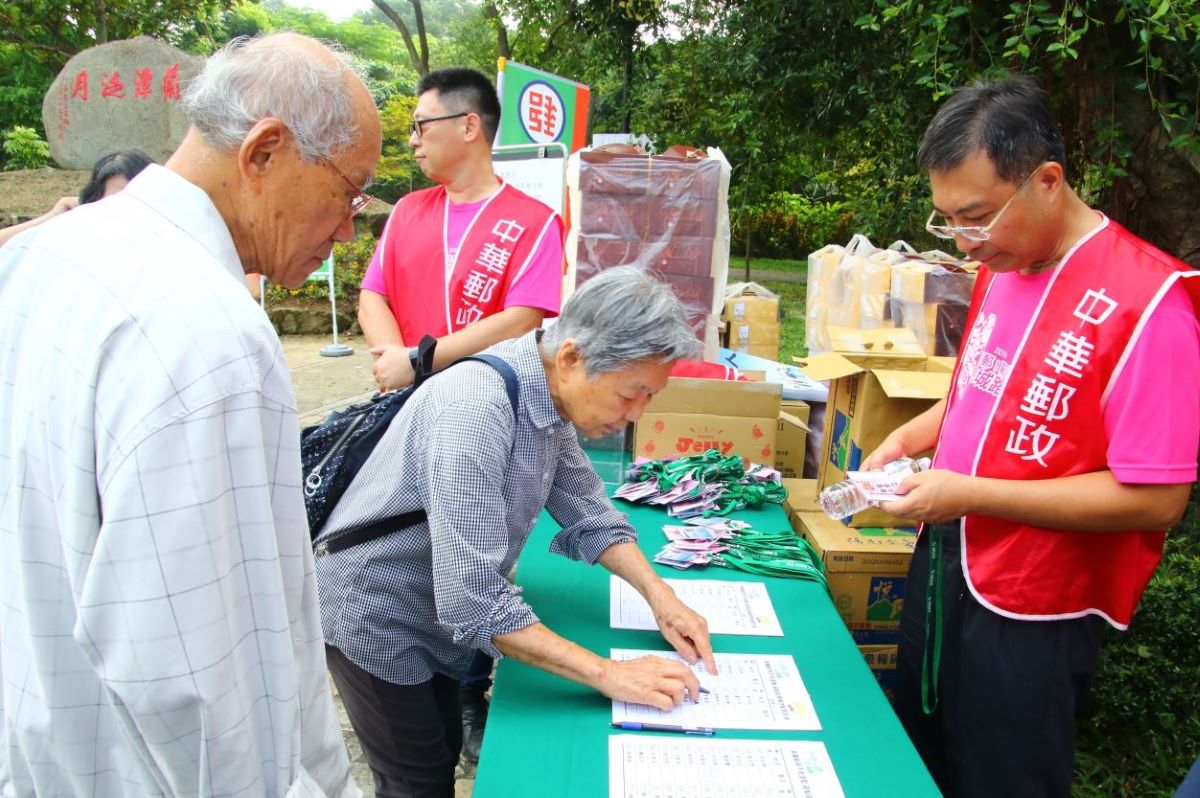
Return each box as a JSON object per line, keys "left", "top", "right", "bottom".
{"left": 70, "top": 64, "right": 182, "bottom": 103}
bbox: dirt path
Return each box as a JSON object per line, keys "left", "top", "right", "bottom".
{"left": 0, "top": 168, "right": 91, "bottom": 224}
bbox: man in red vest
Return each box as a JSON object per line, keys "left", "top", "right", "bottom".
{"left": 863, "top": 75, "right": 1199, "bottom": 797}
{"left": 358, "top": 67, "right": 564, "bottom": 393}
{"left": 356, "top": 67, "right": 564, "bottom": 771}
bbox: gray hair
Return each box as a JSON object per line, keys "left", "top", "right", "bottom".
{"left": 183, "top": 34, "right": 363, "bottom": 162}
{"left": 541, "top": 267, "right": 700, "bottom": 376}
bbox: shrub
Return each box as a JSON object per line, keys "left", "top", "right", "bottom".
{"left": 732, "top": 192, "right": 854, "bottom": 260}
{"left": 1074, "top": 491, "right": 1200, "bottom": 796}
{"left": 265, "top": 232, "right": 376, "bottom": 304}
{"left": 1, "top": 126, "right": 50, "bottom": 171}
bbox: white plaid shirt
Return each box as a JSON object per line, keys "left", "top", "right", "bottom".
{"left": 315, "top": 332, "right": 637, "bottom": 685}
{"left": 0, "top": 166, "right": 357, "bottom": 797}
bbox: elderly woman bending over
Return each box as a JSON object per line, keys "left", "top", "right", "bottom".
{"left": 314, "top": 266, "right": 716, "bottom": 798}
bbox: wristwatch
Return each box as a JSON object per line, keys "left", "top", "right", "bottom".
{"left": 407, "top": 346, "right": 420, "bottom": 372}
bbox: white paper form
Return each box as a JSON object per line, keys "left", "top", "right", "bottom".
{"left": 609, "top": 736, "right": 845, "bottom": 798}
{"left": 610, "top": 649, "right": 821, "bottom": 731}
{"left": 610, "top": 576, "right": 784, "bottom": 637}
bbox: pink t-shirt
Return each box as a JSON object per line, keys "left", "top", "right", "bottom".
{"left": 360, "top": 195, "right": 563, "bottom": 317}
{"left": 935, "top": 269, "right": 1199, "bottom": 485}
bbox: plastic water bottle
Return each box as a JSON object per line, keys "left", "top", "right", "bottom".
{"left": 819, "top": 457, "right": 931, "bottom": 519}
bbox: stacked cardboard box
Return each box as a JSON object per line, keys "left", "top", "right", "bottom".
{"left": 722, "top": 283, "right": 780, "bottom": 360}
{"left": 796, "top": 512, "right": 915, "bottom": 644}
{"left": 632, "top": 377, "right": 782, "bottom": 466}
{"left": 860, "top": 644, "right": 899, "bottom": 701}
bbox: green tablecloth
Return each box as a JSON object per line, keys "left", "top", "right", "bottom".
{"left": 472, "top": 498, "right": 940, "bottom": 797}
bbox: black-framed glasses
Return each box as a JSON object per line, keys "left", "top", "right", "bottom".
{"left": 925, "top": 165, "right": 1043, "bottom": 242}
{"left": 409, "top": 112, "right": 469, "bottom": 139}
{"left": 325, "top": 160, "right": 375, "bottom": 217}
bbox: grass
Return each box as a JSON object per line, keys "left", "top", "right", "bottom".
{"left": 727, "top": 256, "right": 809, "bottom": 282}
{"left": 757, "top": 279, "right": 808, "bottom": 362}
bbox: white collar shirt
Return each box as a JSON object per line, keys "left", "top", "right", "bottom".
{"left": 0, "top": 165, "right": 358, "bottom": 797}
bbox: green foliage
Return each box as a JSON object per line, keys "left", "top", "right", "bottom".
{"left": 1, "top": 125, "right": 50, "bottom": 170}
{"left": 372, "top": 93, "right": 433, "bottom": 203}
{"left": 733, "top": 192, "right": 854, "bottom": 260}
{"left": 1074, "top": 498, "right": 1200, "bottom": 796}
{"left": 266, "top": 232, "right": 378, "bottom": 303}
{"left": 855, "top": 0, "right": 1200, "bottom": 205}
{"left": 0, "top": 0, "right": 239, "bottom": 68}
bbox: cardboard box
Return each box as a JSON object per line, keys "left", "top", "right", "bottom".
{"left": 722, "top": 284, "right": 780, "bottom": 360}
{"left": 633, "top": 377, "right": 781, "bottom": 465}
{"left": 774, "top": 400, "right": 810, "bottom": 478}
{"left": 795, "top": 331, "right": 953, "bottom": 527}
{"left": 859, "top": 644, "right": 899, "bottom": 701}
{"left": 797, "top": 512, "right": 916, "bottom": 644}
{"left": 781, "top": 478, "right": 820, "bottom": 528}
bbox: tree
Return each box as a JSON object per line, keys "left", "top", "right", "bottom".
{"left": 856, "top": 0, "right": 1200, "bottom": 263}
{"left": 0, "top": 0, "right": 237, "bottom": 69}
{"left": 370, "top": 0, "right": 432, "bottom": 75}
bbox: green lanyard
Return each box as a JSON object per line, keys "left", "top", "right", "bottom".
{"left": 707, "top": 481, "right": 789, "bottom": 516}
{"left": 629, "top": 451, "right": 790, "bottom": 515}
{"left": 634, "top": 450, "right": 745, "bottom": 492}
{"left": 921, "top": 527, "right": 944, "bottom": 714}
{"left": 713, "top": 529, "right": 828, "bottom": 590}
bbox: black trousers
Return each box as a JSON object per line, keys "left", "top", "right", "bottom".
{"left": 894, "top": 523, "right": 1105, "bottom": 798}
{"left": 326, "top": 645, "right": 462, "bottom": 798}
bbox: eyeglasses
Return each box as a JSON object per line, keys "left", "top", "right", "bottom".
{"left": 409, "top": 112, "right": 468, "bottom": 139}
{"left": 925, "top": 166, "right": 1041, "bottom": 242}
{"left": 326, "top": 160, "right": 375, "bottom": 217}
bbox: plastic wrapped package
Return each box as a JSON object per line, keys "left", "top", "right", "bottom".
{"left": 805, "top": 243, "right": 844, "bottom": 354}
{"left": 888, "top": 258, "right": 978, "bottom": 356}
{"left": 565, "top": 147, "right": 732, "bottom": 361}
{"left": 806, "top": 234, "right": 978, "bottom": 357}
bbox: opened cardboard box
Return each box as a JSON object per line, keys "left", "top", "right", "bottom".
{"left": 774, "top": 400, "right": 810, "bottom": 478}
{"left": 795, "top": 327, "right": 953, "bottom": 527}
{"left": 633, "top": 377, "right": 782, "bottom": 465}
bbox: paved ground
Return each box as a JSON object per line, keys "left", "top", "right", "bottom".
{"left": 280, "top": 334, "right": 476, "bottom": 798}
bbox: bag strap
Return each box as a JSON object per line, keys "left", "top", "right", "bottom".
{"left": 313, "top": 353, "right": 521, "bottom": 556}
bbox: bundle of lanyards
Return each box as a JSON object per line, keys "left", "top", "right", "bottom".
{"left": 614, "top": 450, "right": 827, "bottom": 589}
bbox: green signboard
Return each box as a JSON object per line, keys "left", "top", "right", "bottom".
{"left": 496, "top": 59, "right": 589, "bottom": 152}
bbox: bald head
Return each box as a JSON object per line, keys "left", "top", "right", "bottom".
{"left": 182, "top": 32, "right": 376, "bottom": 162}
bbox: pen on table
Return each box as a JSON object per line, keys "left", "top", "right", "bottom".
{"left": 611, "top": 722, "right": 716, "bottom": 736}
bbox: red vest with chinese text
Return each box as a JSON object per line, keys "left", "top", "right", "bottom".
{"left": 379, "top": 182, "right": 558, "bottom": 342}
{"left": 945, "top": 218, "right": 1200, "bottom": 629}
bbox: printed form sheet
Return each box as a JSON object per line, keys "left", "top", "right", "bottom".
{"left": 610, "top": 576, "right": 784, "bottom": 637}
{"left": 611, "top": 649, "right": 821, "bottom": 731}
{"left": 609, "top": 736, "right": 845, "bottom": 798}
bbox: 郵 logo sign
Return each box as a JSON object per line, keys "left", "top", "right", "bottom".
{"left": 518, "top": 81, "right": 565, "bottom": 143}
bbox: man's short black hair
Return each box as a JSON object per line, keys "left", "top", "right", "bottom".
{"left": 917, "top": 74, "right": 1067, "bottom": 184}
{"left": 417, "top": 67, "right": 502, "bottom": 145}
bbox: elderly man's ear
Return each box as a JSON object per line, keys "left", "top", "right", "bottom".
{"left": 238, "top": 117, "right": 290, "bottom": 187}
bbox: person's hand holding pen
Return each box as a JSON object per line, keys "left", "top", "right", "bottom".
{"left": 594, "top": 655, "right": 705, "bottom": 712}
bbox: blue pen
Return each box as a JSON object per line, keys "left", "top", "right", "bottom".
{"left": 611, "top": 722, "right": 716, "bottom": 736}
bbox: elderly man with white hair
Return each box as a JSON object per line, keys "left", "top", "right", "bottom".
{"left": 315, "top": 267, "right": 718, "bottom": 798}
{"left": 0, "top": 34, "right": 380, "bottom": 797}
